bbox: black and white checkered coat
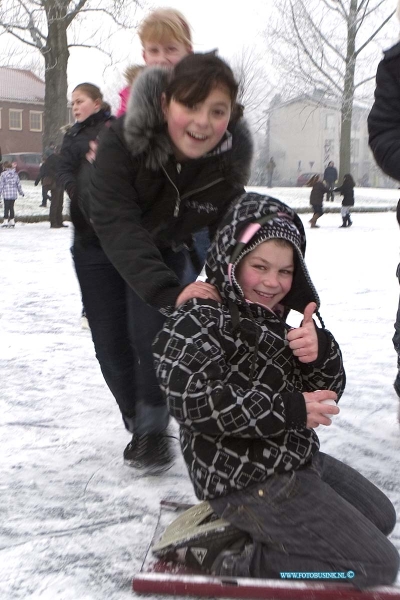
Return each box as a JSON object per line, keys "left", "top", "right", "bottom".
{"left": 153, "top": 193, "right": 346, "bottom": 500}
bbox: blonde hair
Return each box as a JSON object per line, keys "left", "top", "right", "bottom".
{"left": 124, "top": 64, "right": 144, "bottom": 86}
{"left": 138, "top": 8, "right": 192, "bottom": 47}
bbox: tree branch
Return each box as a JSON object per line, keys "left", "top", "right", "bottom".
{"left": 355, "top": 9, "right": 395, "bottom": 56}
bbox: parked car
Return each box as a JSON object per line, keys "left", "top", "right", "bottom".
{"left": 296, "top": 172, "right": 321, "bottom": 186}
{"left": 1, "top": 152, "right": 42, "bottom": 180}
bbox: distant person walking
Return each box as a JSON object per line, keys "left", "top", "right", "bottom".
{"left": 334, "top": 174, "right": 355, "bottom": 228}
{"left": 0, "top": 161, "right": 24, "bottom": 228}
{"left": 308, "top": 174, "right": 328, "bottom": 228}
{"left": 323, "top": 161, "right": 338, "bottom": 201}
{"left": 266, "top": 157, "right": 276, "bottom": 187}
{"left": 35, "top": 156, "right": 53, "bottom": 207}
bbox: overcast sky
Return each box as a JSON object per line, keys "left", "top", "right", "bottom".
{"left": 67, "top": 0, "right": 273, "bottom": 94}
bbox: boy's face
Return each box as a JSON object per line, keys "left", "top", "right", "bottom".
{"left": 162, "top": 86, "right": 232, "bottom": 161}
{"left": 142, "top": 40, "right": 191, "bottom": 67}
{"left": 236, "top": 240, "right": 294, "bottom": 309}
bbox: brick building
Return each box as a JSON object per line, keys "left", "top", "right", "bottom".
{"left": 0, "top": 67, "right": 45, "bottom": 154}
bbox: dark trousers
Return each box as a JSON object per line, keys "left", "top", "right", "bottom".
{"left": 72, "top": 238, "right": 196, "bottom": 435}
{"left": 326, "top": 181, "right": 335, "bottom": 201}
{"left": 4, "top": 199, "right": 16, "bottom": 220}
{"left": 393, "top": 263, "right": 400, "bottom": 366}
{"left": 49, "top": 186, "right": 64, "bottom": 228}
{"left": 210, "top": 452, "right": 399, "bottom": 588}
{"left": 41, "top": 185, "right": 51, "bottom": 206}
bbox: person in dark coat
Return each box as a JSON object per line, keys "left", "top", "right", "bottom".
{"left": 152, "top": 192, "right": 399, "bottom": 585}
{"left": 89, "top": 53, "right": 253, "bottom": 473}
{"left": 334, "top": 173, "right": 355, "bottom": 228}
{"left": 323, "top": 161, "right": 338, "bottom": 201}
{"left": 368, "top": 28, "right": 400, "bottom": 416}
{"left": 308, "top": 174, "right": 328, "bottom": 228}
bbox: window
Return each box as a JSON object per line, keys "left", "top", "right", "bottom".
{"left": 325, "top": 114, "right": 335, "bottom": 129}
{"left": 29, "top": 111, "right": 43, "bottom": 132}
{"left": 9, "top": 109, "right": 22, "bottom": 130}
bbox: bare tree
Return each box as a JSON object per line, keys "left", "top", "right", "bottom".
{"left": 268, "top": 0, "right": 395, "bottom": 179}
{"left": 0, "top": 1, "right": 140, "bottom": 149}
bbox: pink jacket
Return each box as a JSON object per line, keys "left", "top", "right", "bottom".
{"left": 116, "top": 86, "right": 130, "bottom": 118}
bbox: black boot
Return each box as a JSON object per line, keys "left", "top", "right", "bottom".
{"left": 339, "top": 218, "right": 347, "bottom": 228}
{"left": 347, "top": 215, "right": 353, "bottom": 227}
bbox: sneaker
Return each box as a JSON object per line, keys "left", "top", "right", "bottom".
{"left": 152, "top": 501, "right": 250, "bottom": 573}
{"left": 123, "top": 432, "right": 174, "bottom": 474}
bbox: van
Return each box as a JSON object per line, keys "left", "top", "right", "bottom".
{"left": 1, "top": 153, "right": 42, "bottom": 180}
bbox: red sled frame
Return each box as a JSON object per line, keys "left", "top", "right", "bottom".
{"left": 133, "top": 565, "right": 400, "bottom": 600}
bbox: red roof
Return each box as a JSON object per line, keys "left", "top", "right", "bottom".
{"left": 0, "top": 67, "right": 44, "bottom": 103}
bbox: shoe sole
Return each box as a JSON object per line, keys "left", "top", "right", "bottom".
{"left": 153, "top": 501, "right": 232, "bottom": 554}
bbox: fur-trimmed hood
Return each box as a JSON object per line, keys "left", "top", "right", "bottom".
{"left": 123, "top": 66, "right": 253, "bottom": 184}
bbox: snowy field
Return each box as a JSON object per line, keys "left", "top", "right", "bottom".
{"left": 1, "top": 197, "right": 400, "bottom": 599}
{"left": 6, "top": 181, "right": 400, "bottom": 220}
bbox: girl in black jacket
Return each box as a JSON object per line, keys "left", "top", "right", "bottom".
{"left": 334, "top": 173, "right": 355, "bottom": 228}
{"left": 308, "top": 174, "right": 328, "bottom": 228}
{"left": 89, "top": 53, "right": 253, "bottom": 473}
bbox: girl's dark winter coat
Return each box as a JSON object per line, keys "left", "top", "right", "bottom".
{"left": 334, "top": 180, "right": 354, "bottom": 206}
{"left": 89, "top": 67, "right": 253, "bottom": 315}
{"left": 58, "top": 108, "right": 112, "bottom": 237}
{"left": 310, "top": 181, "right": 328, "bottom": 206}
{"left": 368, "top": 41, "right": 400, "bottom": 182}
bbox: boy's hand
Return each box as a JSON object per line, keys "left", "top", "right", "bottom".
{"left": 176, "top": 282, "right": 221, "bottom": 308}
{"left": 287, "top": 302, "right": 318, "bottom": 363}
{"left": 303, "top": 390, "right": 339, "bottom": 428}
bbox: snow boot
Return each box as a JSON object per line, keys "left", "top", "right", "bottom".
{"left": 152, "top": 501, "right": 250, "bottom": 573}
{"left": 339, "top": 218, "right": 347, "bottom": 228}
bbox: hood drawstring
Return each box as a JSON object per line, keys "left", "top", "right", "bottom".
{"left": 228, "top": 300, "right": 260, "bottom": 386}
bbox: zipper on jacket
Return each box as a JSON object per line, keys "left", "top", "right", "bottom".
{"left": 162, "top": 166, "right": 226, "bottom": 218}
{"left": 161, "top": 166, "right": 182, "bottom": 217}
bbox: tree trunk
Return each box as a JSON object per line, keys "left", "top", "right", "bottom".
{"left": 42, "top": 2, "right": 69, "bottom": 152}
{"left": 339, "top": 0, "right": 357, "bottom": 182}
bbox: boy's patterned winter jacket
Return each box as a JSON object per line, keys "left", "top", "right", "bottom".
{"left": 153, "top": 193, "right": 346, "bottom": 500}
{"left": 0, "top": 169, "right": 23, "bottom": 200}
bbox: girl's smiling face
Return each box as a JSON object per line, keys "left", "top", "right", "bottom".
{"left": 236, "top": 240, "right": 294, "bottom": 309}
{"left": 162, "top": 85, "right": 232, "bottom": 161}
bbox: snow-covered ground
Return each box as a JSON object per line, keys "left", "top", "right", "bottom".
{"left": 1, "top": 196, "right": 400, "bottom": 599}
{"left": 6, "top": 181, "right": 400, "bottom": 220}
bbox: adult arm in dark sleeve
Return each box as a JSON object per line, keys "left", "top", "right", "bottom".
{"left": 368, "top": 44, "right": 400, "bottom": 182}
{"left": 57, "top": 135, "right": 80, "bottom": 198}
{"left": 89, "top": 124, "right": 185, "bottom": 315}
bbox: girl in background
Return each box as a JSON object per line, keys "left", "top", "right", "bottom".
{"left": 0, "top": 161, "right": 24, "bottom": 228}
{"left": 334, "top": 173, "right": 355, "bottom": 228}
{"left": 308, "top": 174, "right": 328, "bottom": 228}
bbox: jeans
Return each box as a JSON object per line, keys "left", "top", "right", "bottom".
{"left": 210, "top": 452, "right": 399, "bottom": 588}
{"left": 72, "top": 237, "right": 196, "bottom": 435}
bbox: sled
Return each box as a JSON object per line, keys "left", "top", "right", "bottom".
{"left": 132, "top": 499, "right": 400, "bottom": 600}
